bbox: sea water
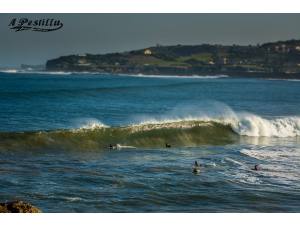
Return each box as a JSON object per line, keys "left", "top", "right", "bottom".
{"left": 0, "top": 71, "right": 300, "bottom": 212}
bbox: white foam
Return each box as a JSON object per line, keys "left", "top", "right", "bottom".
{"left": 123, "top": 74, "right": 229, "bottom": 79}
{"left": 231, "top": 114, "right": 300, "bottom": 137}
{"left": 240, "top": 146, "right": 300, "bottom": 185}
{"left": 0, "top": 69, "right": 72, "bottom": 75}
{"left": 75, "top": 118, "right": 108, "bottom": 130}
{"left": 267, "top": 78, "right": 300, "bottom": 82}
{"left": 63, "top": 197, "right": 83, "bottom": 202}
{"left": 115, "top": 144, "right": 136, "bottom": 149}
{"left": 134, "top": 102, "right": 300, "bottom": 138}
{"left": 241, "top": 147, "right": 300, "bottom": 162}
{"left": 231, "top": 173, "right": 262, "bottom": 185}
{"left": 36, "top": 71, "right": 72, "bottom": 75}
{"left": 80, "top": 122, "right": 108, "bottom": 130}
{"left": 0, "top": 69, "right": 18, "bottom": 73}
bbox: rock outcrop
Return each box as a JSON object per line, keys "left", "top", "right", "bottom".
{"left": 0, "top": 201, "right": 41, "bottom": 213}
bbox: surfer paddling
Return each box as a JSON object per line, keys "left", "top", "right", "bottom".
{"left": 193, "top": 161, "right": 201, "bottom": 174}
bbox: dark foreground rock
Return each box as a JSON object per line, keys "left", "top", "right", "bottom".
{"left": 0, "top": 201, "right": 41, "bottom": 213}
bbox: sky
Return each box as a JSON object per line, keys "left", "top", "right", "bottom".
{"left": 1, "top": 14, "right": 300, "bottom": 67}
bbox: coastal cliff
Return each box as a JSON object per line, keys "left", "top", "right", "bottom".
{"left": 46, "top": 39, "right": 300, "bottom": 77}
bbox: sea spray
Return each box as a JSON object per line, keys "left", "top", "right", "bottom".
{"left": 232, "top": 113, "right": 300, "bottom": 137}
{"left": 134, "top": 102, "right": 300, "bottom": 138}
{"left": 74, "top": 118, "right": 109, "bottom": 130}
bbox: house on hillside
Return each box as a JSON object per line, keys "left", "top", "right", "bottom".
{"left": 144, "top": 49, "right": 152, "bottom": 55}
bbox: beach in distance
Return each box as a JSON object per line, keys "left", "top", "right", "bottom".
{"left": 0, "top": 71, "right": 300, "bottom": 212}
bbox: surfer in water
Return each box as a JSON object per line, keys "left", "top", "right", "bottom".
{"left": 109, "top": 144, "right": 117, "bottom": 150}
{"left": 193, "top": 161, "right": 201, "bottom": 174}
{"left": 252, "top": 164, "right": 260, "bottom": 171}
{"left": 165, "top": 143, "right": 171, "bottom": 148}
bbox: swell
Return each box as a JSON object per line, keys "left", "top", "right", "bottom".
{"left": 1, "top": 113, "right": 300, "bottom": 151}
{"left": 0, "top": 121, "right": 237, "bottom": 151}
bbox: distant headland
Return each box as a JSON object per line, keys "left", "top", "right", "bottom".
{"left": 46, "top": 39, "right": 300, "bottom": 78}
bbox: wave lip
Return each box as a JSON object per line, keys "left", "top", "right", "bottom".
{"left": 134, "top": 108, "right": 300, "bottom": 138}
{"left": 232, "top": 114, "right": 300, "bottom": 137}
{"left": 76, "top": 119, "right": 109, "bottom": 130}
{"left": 0, "top": 120, "right": 237, "bottom": 151}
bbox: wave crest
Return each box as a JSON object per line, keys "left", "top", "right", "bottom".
{"left": 133, "top": 108, "right": 300, "bottom": 138}
{"left": 0, "top": 120, "right": 236, "bottom": 151}
{"left": 231, "top": 114, "right": 300, "bottom": 137}
{"left": 76, "top": 119, "right": 108, "bottom": 130}
{"left": 1, "top": 103, "right": 300, "bottom": 151}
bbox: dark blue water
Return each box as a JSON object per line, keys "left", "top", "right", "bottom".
{"left": 0, "top": 72, "right": 300, "bottom": 212}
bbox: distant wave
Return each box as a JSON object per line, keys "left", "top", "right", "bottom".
{"left": 266, "top": 78, "right": 300, "bottom": 82}
{"left": 0, "top": 70, "right": 72, "bottom": 75}
{"left": 0, "top": 69, "right": 19, "bottom": 73}
{"left": 0, "top": 70, "right": 229, "bottom": 79}
{"left": 32, "top": 71, "right": 72, "bottom": 75}
{"left": 127, "top": 74, "right": 229, "bottom": 79}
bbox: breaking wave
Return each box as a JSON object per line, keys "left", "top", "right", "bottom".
{"left": 0, "top": 70, "right": 72, "bottom": 75}
{"left": 0, "top": 112, "right": 300, "bottom": 151}
{"left": 231, "top": 114, "right": 300, "bottom": 137}
{"left": 0, "top": 101, "right": 299, "bottom": 150}
{"left": 0, "top": 69, "right": 19, "bottom": 73}
{"left": 267, "top": 78, "right": 300, "bottom": 82}
{"left": 127, "top": 74, "right": 229, "bottom": 79}
{"left": 0, "top": 120, "right": 236, "bottom": 151}
{"left": 0, "top": 70, "right": 228, "bottom": 78}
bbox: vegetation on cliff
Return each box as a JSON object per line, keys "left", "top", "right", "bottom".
{"left": 46, "top": 39, "right": 300, "bottom": 76}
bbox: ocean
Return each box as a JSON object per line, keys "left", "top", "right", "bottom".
{"left": 0, "top": 71, "right": 300, "bottom": 212}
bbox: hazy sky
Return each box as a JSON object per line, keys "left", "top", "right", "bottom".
{"left": 1, "top": 14, "right": 300, "bottom": 67}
